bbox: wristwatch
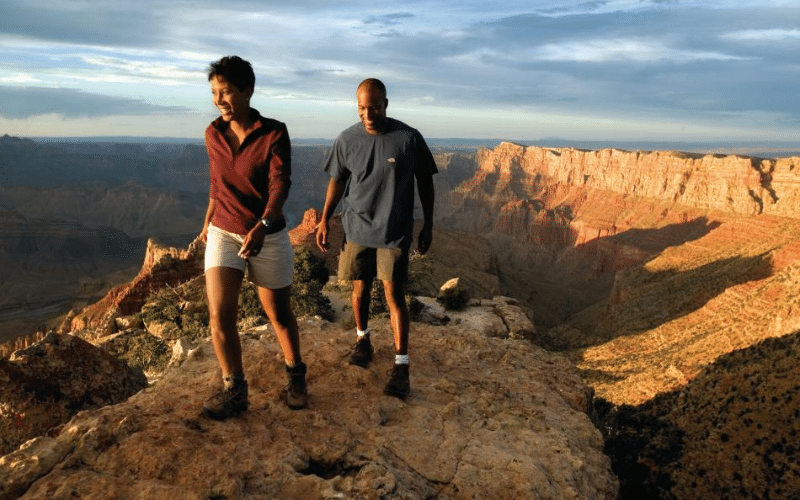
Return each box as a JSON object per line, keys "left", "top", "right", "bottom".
{"left": 259, "top": 216, "right": 286, "bottom": 234}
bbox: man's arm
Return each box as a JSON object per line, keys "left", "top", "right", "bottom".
{"left": 316, "top": 177, "right": 347, "bottom": 253}
{"left": 415, "top": 169, "right": 435, "bottom": 254}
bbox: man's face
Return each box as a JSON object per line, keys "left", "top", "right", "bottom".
{"left": 357, "top": 86, "right": 388, "bottom": 135}
{"left": 210, "top": 75, "right": 252, "bottom": 123}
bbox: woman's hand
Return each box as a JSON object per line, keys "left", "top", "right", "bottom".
{"left": 238, "top": 223, "right": 266, "bottom": 259}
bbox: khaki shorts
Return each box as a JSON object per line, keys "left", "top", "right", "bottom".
{"left": 205, "top": 224, "right": 293, "bottom": 289}
{"left": 338, "top": 241, "right": 409, "bottom": 283}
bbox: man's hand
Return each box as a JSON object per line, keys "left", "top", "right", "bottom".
{"left": 239, "top": 223, "right": 266, "bottom": 259}
{"left": 417, "top": 223, "right": 432, "bottom": 254}
{"left": 316, "top": 220, "right": 330, "bottom": 253}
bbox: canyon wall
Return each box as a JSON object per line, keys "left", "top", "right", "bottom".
{"left": 439, "top": 142, "right": 800, "bottom": 328}
{"left": 0, "top": 137, "right": 332, "bottom": 340}
{"left": 472, "top": 143, "right": 799, "bottom": 218}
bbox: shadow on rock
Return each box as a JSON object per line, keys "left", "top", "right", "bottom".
{"left": 596, "top": 329, "right": 800, "bottom": 500}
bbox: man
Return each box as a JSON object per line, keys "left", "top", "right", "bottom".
{"left": 316, "top": 78, "right": 436, "bottom": 399}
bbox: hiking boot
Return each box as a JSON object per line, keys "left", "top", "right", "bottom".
{"left": 285, "top": 362, "right": 308, "bottom": 410}
{"left": 202, "top": 378, "right": 248, "bottom": 420}
{"left": 384, "top": 364, "right": 410, "bottom": 399}
{"left": 348, "top": 333, "right": 373, "bottom": 368}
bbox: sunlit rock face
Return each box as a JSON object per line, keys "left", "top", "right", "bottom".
{"left": 438, "top": 143, "right": 800, "bottom": 329}
{"left": 57, "top": 238, "right": 204, "bottom": 338}
{"left": 0, "top": 318, "right": 617, "bottom": 500}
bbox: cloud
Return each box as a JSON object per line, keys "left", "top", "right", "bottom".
{"left": 722, "top": 29, "right": 800, "bottom": 41}
{"left": 0, "top": 1, "right": 166, "bottom": 47}
{"left": 363, "top": 12, "right": 415, "bottom": 25}
{"left": 1, "top": 0, "right": 799, "bottom": 141}
{"left": 78, "top": 56, "right": 201, "bottom": 85}
{"left": 536, "top": 1, "right": 610, "bottom": 16}
{"left": 0, "top": 86, "right": 193, "bottom": 119}
{"left": 532, "top": 39, "right": 750, "bottom": 63}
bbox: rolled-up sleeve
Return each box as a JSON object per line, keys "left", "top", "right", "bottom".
{"left": 265, "top": 124, "right": 292, "bottom": 216}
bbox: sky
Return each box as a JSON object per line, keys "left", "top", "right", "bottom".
{"left": 1, "top": 0, "right": 799, "bottom": 143}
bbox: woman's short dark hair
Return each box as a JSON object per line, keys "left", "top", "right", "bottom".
{"left": 208, "top": 56, "right": 255, "bottom": 92}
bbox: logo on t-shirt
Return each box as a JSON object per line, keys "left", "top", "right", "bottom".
{"left": 387, "top": 158, "right": 396, "bottom": 163}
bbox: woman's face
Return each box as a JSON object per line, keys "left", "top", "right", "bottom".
{"left": 210, "top": 75, "right": 252, "bottom": 123}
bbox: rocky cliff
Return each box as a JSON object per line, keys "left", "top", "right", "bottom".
{"left": 0, "top": 184, "right": 207, "bottom": 240}
{"left": 440, "top": 143, "right": 800, "bottom": 329}
{"left": 0, "top": 332, "right": 146, "bottom": 457}
{"left": 56, "top": 238, "right": 204, "bottom": 337}
{"left": 5, "top": 140, "right": 800, "bottom": 499}
{"left": 0, "top": 308, "right": 616, "bottom": 500}
{"left": 431, "top": 142, "right": 800, "bottom": 499}
{"left": 0, "top": 208, "right": 144, "bottom": 343}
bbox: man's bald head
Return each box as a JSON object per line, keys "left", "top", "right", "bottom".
{"left": 356, "top": 78, "right": 389, "bottom": 135}
{"left": 357, "top": 78, "right": 387, "bottom": 99}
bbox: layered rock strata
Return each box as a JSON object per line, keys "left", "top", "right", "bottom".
{"left": 440, "top": 143, "right": 800, "bottom": 328}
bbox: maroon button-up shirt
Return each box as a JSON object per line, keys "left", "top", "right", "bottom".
{"left": 205, "top": 109, "right": 291, "bottom": 235}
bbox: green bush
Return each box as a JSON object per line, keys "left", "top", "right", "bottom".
{"left": 140, "top": 287, "right": 182, "bottom": 325}
{"left": 406, "top": 252, "right": 433, "bottom": 295}
{"left": 291, "top": 246, "right": 335, "bottom": 321}
{"left": 407, "top": 294, "right": 424, "bottom": 320}
{"left": 140, "top": 278, "right": 209, "bottom": 342}
{"left": 104, "top": 332, "right": 170, "bottom": 373}
{"left": 238, "top": 281, "right": 266, "bottom": 322}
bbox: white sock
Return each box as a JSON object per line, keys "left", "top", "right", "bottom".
{"left": 357, "top": 328, "right": 369, "bottom": 338}
{"left": 395, "top": 354, "right": 409, "bottom": 365}
{"left": 223, "top": 374, "right": 245, "bottom": 389}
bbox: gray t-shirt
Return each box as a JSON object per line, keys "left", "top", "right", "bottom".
{"left": 324, "top": 118, "right": 437, "bottom": 248}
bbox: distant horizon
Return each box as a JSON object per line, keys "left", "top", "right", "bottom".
{"left": 16, "top": 134, "right": 800, "bottom": 157}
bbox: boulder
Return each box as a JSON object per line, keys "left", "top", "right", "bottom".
{"left": 437, "top": 277, "right": 471, "bottom": 310}
{"left": 0, "top": 332, "right": 147, "bottom": 457}
{"left": 487, "top": 296, "right": 536, "bottom": 341}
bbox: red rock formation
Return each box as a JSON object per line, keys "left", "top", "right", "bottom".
{"left": 58, "top": 238, "right": 204, "bottom": 338}
{"left": 0, "top": 332, "right": 45, "bottom": 359}
{"left": 288, "top": 208, "right": 345, "bottom": 273}
{"left": 442, "top": 142, "right": 800, "bottom": 328}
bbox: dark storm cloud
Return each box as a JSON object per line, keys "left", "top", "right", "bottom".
{"left": 0, "top": 87, "right": 192, "bottom": 119}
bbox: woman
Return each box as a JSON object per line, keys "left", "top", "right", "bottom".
{"left": 199, "top": 55, "right": 306, "bottom": 420}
